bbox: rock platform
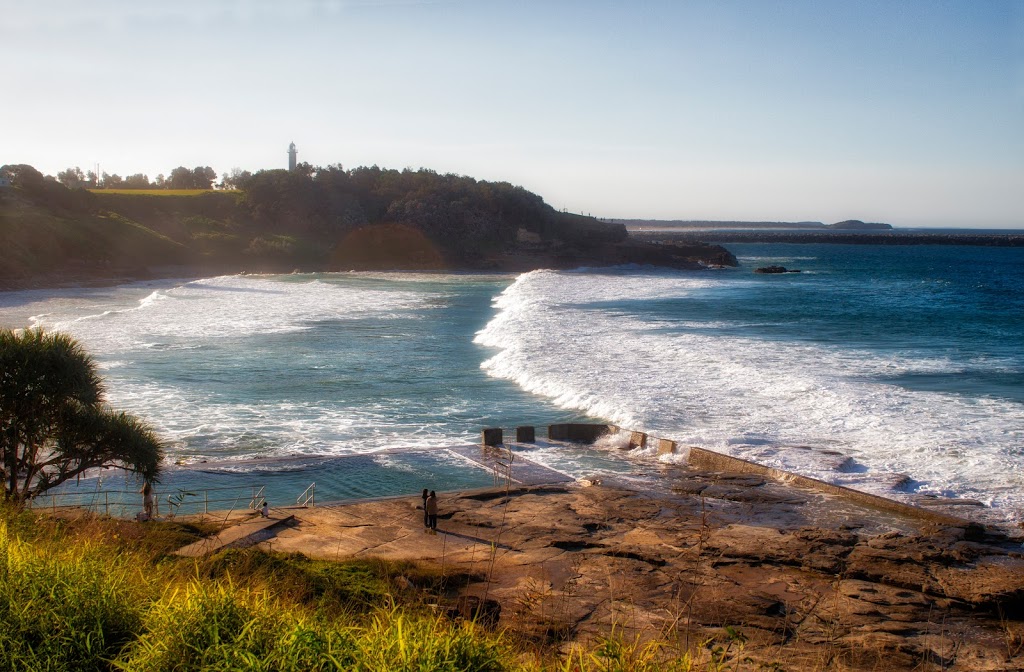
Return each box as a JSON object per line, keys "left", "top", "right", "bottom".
{"left": 247, "top": 466, "right": 1024, "bottom": 671}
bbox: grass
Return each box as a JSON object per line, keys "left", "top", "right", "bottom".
{"left": 0, "top": 502, "right": 763, "bottom": 671}
{"left": 88, "top": 189, "right": 236, "bottom": 196}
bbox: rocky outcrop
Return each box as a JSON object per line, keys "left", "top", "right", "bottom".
{"left": 260, "top": 469, "right": 1024, "bottom": 671}
{"left": 754, "top": 265, "right": 800, "bottom": 274}
{"left": 489, "top": 239, "right": 738, "bottom": 272}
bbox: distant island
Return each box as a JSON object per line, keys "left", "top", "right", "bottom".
{"left": 611, "top": 218, "right": 893, "bottom": 231}
{"left": 0, "top": 164, "right": 736, "bottom": 290}
{"left": 621, "top": 218, "right": 1024, "bottom": 247}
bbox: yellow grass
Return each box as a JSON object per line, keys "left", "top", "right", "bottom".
{"left": 89, "top": 189, "right": 238, "bottom": 196}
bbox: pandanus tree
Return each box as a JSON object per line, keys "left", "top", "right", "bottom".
{"left": 0, "top": 328, "right": 163, "bottom": 503}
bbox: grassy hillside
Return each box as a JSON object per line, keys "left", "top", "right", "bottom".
{"left": 0, "top": 503, "right": 699, "bottom": 671}
{"left": 0, "top": 189, "right": 191, "bottom": 288}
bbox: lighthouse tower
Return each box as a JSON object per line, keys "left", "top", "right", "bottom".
{"left": 288, "top": 142, "right": 297, "bottom": 171}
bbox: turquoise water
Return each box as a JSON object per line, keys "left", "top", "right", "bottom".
{"left": 2, "top": 244, "right": 1022, "bottom": 523}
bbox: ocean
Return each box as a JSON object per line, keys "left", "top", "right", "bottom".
{"left": 2, "top": 243, "right": 1022, "bottom": 524}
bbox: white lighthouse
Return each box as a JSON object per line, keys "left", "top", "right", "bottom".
{"left": 288, "top": 142, "right": 297, "bottom": 171}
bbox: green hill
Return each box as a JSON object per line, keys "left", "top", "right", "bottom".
{"left": 1, "top": 163, "right": 735, "bottom": 288}
{"left": 0, "top": 169, "right": 191, "bottom": 288}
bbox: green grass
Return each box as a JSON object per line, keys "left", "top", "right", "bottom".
{"left": 88, "top": 189, "right": 234, "bottom": 196}
{"left": 0, "top": 503, "right": 729, "bottom": 671}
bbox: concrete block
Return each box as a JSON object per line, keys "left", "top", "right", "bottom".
{"left": 481, "top": 427, "right": 503, "bottom": 446}
{"left": 548, "top": 423, "right": 614, "bottom": 443}
{"left": 628, "top": 431, "right": 647, "bottom": 449}
{"left": 657, "top": 438, "right": 677, "bottom": 454}
{"left": 516, "top": 426, "right": 536, "bottom": 443}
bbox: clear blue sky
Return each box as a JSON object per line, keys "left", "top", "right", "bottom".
{"left": 4, "top": 0, "right": 1022, "bottom": 227}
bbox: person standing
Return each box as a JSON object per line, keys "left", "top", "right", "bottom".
{"left": 421, "top": 488, "right": 430, "bottom": 530}
{"left": 425, "top": 490, "right": 438, "bottom": 535}
{"left": 140, "top": 481, "right": 155, "bottom": 521}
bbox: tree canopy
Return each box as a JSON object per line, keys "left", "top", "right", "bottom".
{"left": 0, "top": 329, "right": 164, "bottom": 503}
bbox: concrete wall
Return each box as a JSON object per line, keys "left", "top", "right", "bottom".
{"left": 516, "top": 426, "right": 536, "bottom": 443}
{"left": 657, "top": 438, "right": 677, "bottom": 455}
{"left": 687, "top": 446, "right": 974, "bottom": 530}
{"left": 628, "top": 431, "right": 648, "bottom": 449}
{"left": 548, "top": 423, "right": 614, "bottom": 443}
{"left": 537, "top": 422, "right": 977, "bottom": 531}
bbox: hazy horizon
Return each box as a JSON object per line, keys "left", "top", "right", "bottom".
{"left": 4, "top": 1, "right": 1021, "bottom": 229}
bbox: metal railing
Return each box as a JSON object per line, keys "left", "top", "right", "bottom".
{"left": 165, "top": 484, "right": 267, "bottom": 520}
{"left": 28, "top": 483, "right": 270, "bottom": 520}
{"left": 29, "top": 487, "right": 154, "bottom": 518}
{"left": 489, "top": 445, "right": 515, "bottom": 487}
{"left": 296, "top": 482, "right": 315, "bottom": 507}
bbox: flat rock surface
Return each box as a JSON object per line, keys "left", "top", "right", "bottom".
{"left": 256, "top": 473, "right": 1024, "bottom": 671}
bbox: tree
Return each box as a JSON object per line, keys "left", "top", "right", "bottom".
{"left": 218, "top": 167, "right": 252, "bottom": 190}
{"left": 122, "top": 173, "right": 151, "bottom": 189}
{"left": 56, "top": 166, "right": 85, "bottom": 188}
{"left": 192, "top": 166, "right": 217, "bottom": 190}
{"left": 167, "top": 166, "right": 194, "bottom": 189}
{"left": 0, "top": 329, "right": 163, "bottom": 503}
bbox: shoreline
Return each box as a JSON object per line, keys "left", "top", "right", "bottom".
{"left": 0, "top": 237, "right": 733, "bottom": 293}
{"left": 38, "top": 434, "right": 1024, "bottom": 535}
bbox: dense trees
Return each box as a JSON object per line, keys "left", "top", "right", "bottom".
{"left": 3, "top": 159, "right": 633, "bottom": 273}
{"left": 0, "top": 329, "right": 163, "bottom": 503}
{"left": 225, "top": 164, "right": 624, "bottom": 261}
{"left": 48, "top": 165, "right": 218, "bottom": 190}
{"left": 164, "top": 166, "right": 216, "bottom": 190}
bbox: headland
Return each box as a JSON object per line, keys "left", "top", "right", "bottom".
{"left": 0, "top": 165, "right": 736, "bottom": 291}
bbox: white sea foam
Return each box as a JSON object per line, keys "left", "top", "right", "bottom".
{"left": 476, "top": 269, "right": 1024, "bottom": 519}
{"left": 28, "top": 274, "right": 440, "bottom": 353}
{"left": 4, "top": 270, "right": 1021, "bottom": 522}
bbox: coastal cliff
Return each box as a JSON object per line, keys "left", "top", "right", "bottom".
{"left": 0, "top": 164, "right": 735, "bottom": 289}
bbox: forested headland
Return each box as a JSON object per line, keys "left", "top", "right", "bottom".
{"left": 0, "top": 163, "right": 735, "bottom": 289}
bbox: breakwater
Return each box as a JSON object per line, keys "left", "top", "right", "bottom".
{"left": 631, "top": 229, "right": 1024, "bottom": 246}
{"left": 484, "top": 423, "right": 984, "bottom": 532}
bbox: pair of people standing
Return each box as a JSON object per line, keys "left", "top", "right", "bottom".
{"left": 421, "top": 488, "right": 438, "bottom": 534}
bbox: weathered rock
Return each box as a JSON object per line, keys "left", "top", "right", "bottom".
{"left": 256, "top": 475, "right": 1024, "bottom": 671}
{"left": 755, "top": 265, "right": 801, "bottom": 274}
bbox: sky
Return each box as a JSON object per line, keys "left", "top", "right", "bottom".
{"left": 3, "top": 0, "right": 1022, "bottom": 228}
